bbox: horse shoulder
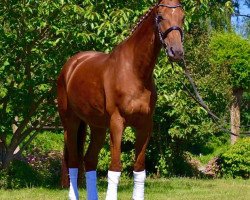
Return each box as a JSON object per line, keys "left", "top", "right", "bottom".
{"left": 116, "top": 83, "right": 156, "bottom": 116}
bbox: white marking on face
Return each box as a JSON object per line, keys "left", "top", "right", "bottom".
{"left": 172, "top": 8, "right": 176, "bottom": 15}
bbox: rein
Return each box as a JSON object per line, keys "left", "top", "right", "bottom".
{"left": 172, "top": 60, "right": 250, "bottom": 137}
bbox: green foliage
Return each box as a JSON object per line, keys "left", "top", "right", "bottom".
{"left": 241, "top": 92, "right": 250, "bottom": 127}
{"left": 182, "top": 0, "right": 232, "bottom": 31}
{"left": 24, "top": 131, "right": 63, "bottom": 155}
{"left": 196, "top": 134, "right": 229, "bottom": 165}
{"left": 98, "top": 127, "right": 135, "bottom": 175}
{"left": 0, "top": 132, "right": 62, "bottom": 188}
{"left": 0, "top": 160, "right": 40, "bottom": 189}
{"left": 0, "top": 151, "right": 61, "bottom": 189}
{"left": 0, "top": 0, "right": 144, "bottom": 167}
{"left": 219, "top": 137, "right": 250, "bottom": 178}
{"left": 0, "top": 0, "right": 244, "bottom": 178}
{"left": 209, "top": 32, "right": 250, "bottom": 90}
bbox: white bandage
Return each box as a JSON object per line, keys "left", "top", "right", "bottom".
{"left": 105, "top": 171, "right": 121, "bottom": 200}
{"left": 86, "top": 171, "right": 98, "bottom": 200}
{"left": 132, "top": 170, "right": 146, "bottom": 200}
{"left": 69, "top": 168, "right": 79, "bottom": 200}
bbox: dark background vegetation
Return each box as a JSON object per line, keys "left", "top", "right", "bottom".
{"left": 0, "top": 0, "right": 249, "bottom": 188}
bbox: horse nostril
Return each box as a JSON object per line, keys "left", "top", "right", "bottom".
{"left": 170, "top": 47, "right": 175, "bottom": 56}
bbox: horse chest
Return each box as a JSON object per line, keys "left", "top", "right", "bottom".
{"left": 119, "top": 90, "right": 153, "bottom": 116}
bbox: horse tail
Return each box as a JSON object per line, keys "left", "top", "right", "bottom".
{"left": 57, "top": 73, "right": 67, "bottom": 128}
{"left": 57, "top": 73, "right": 69, "bottom": 188}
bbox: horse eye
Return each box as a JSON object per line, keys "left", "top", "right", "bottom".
{"left": 157, "top": 15, "right": 163, "bottom": 23}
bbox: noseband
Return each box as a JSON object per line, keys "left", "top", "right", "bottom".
{"left": 156, "top": 4, "right": 184, "bottom": 49}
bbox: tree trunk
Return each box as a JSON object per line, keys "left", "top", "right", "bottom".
{"left": 0, "top": 139, "right": 6, "bottom": 169}
{"left": 0, "top": 117, "right": 21, "bottom": 169}
{"left": 230, "top": 88, "right": 243, "bottom": 144}
{"left": 12, "top": 116, "right": 22, "bottom": 158}
{"left": 2, "top": 150, "right": 13, "bottom": 169}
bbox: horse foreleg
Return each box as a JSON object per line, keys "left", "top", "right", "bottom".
{"left": 84, "top": 126, "right": 106, "bottom": 200}
{"left": 105, "top": 111, "right": 124, "bottom": 200}
{"left": 133, "top": 121, "right": 152, "bottom": 200}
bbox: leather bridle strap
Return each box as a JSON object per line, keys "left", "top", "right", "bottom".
{"left": 156, "top": 4, "right": 184, "bottom": 43}
{"left": 161, "top": 26, "right": 184, "bottom": 42}
{"left": 158, "top": 4, "right": 182, "bottom": 8}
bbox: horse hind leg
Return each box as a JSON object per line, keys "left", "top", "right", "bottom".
{"left": 77, "top": 121, "right": 87, "bottom": 186}
{"left": 84, "top": 126, "right": 106, "bottom": 200}
{"left": 57, "top": 74, "right": 78, "bottom": 188}
{"left": 57, "top": 74, "right": 71, "bottom": 188}
{"left": 57, "top": 75, "right": 86, "bottom": 200}
{"left": 61, "top": 110, "right": 85, "bottom": 200}
{"left": 61, "top": 121, "right": 86, "bottom": 188}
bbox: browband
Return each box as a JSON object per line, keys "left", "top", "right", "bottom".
{"left": 157, "top": 4, "right": 182, "bottom": 8}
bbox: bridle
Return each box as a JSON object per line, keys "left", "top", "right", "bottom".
{"left": 155, "top": 3, "right": 184, "bottom": 50}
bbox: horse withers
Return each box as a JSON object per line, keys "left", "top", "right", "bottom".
{"left": 57, "top": 0, "right": 184, "bottom": 199}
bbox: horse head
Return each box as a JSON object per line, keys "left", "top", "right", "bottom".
{"left": 156, "top": 0, "right": 185, "bottom": 61}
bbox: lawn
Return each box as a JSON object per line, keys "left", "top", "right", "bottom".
{"left": 0, "top": 178, "right": 249, "bottom": 200}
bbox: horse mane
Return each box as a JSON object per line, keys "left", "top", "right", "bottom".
{"left": 130, "top": 4, "right": 157, "bottom": 35}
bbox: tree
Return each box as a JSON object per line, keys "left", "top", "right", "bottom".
{"left": 0, "top": 0, "right": 154, "bottom": 169}
{"left": 0, "top": 0, "right": 74, "bottom": 168}
{"left": 209, "top": 32, "right": 250, "bottom": 144}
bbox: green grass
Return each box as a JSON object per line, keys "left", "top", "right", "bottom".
{"left": 0, "top": 178, "right": 249, "bottom": 200}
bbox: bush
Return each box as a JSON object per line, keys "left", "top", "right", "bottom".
{"left": 0, "top": 160, "right": 41, "bottom": 189}
{"left": 24, "top": 131, "right": 64, "bottom": 155}
{"left": 0, "top": 149, "right": 62, "bottom": 189}
{"left": 209, "top": 32, "right": 250, "bottom": 90}
{"left": 219, "top": 138, "right": 250, "bottom": 178}
{"left": 0, "top": 131, "right": 63, "bottom": 189}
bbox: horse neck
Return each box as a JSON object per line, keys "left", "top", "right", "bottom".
{"left": 118, "top": 7, "right": 161, "bottom": 82}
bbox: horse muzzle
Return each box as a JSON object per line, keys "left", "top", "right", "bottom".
{"left": 167, "top": 46, "right": 184, "bottom": 61}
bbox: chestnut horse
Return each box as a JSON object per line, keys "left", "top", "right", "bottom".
{"left": 57, "top": 0, "right": 184, "bottom": 199}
